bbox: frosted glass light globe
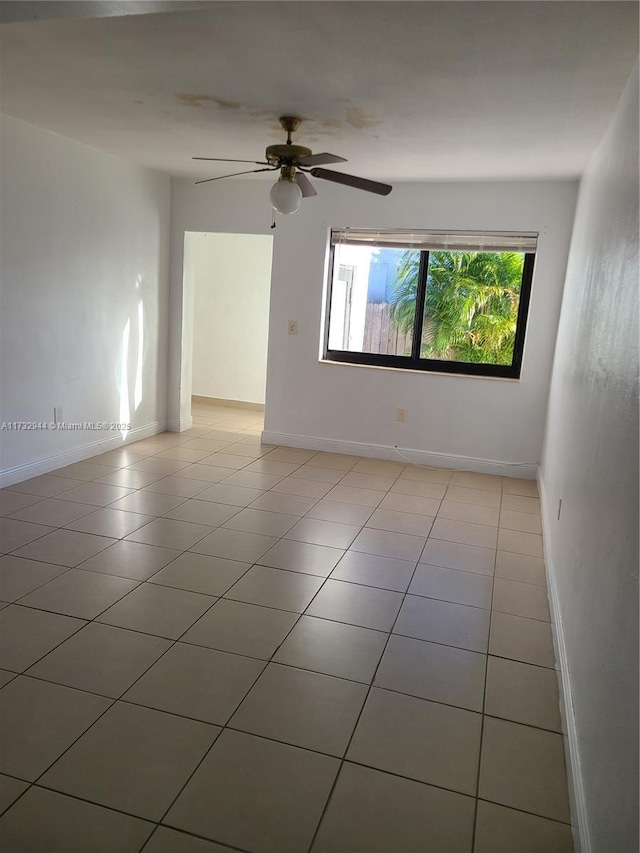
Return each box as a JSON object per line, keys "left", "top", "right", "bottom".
{"left": 270, "top": 178, "right": 302, "bottom": 215}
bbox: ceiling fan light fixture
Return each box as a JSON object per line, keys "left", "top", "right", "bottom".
{"left": 270, "top": 173, "right": 302, "bottom": 215}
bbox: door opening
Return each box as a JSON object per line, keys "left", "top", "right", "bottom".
{"left": 179, "top": 231, "right": 274, "bottom": 428}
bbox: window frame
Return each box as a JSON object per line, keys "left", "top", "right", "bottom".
{"left": 322, "top": 237, "right": 536, "bottom": 380}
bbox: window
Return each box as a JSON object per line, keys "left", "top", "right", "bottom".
{"left": 323, "top": 229, "right": 537, "bottom": 378}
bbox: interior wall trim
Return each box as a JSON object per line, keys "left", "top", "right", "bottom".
{"left": 166, "top": 416, "right": 193, "bottom": 433}
{"left": 538, "top": 471, "right": 590, "bottom": 853}
{"left": 0, "top": 419, "right": 166, "bottom": 488}
{"left": 191, "top": 396, "right": 265, "bottom": 412}
{"left": 260, "top": 430, "right": 537, "bottom": 479}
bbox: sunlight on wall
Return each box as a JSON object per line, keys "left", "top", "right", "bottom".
{"left": 134, "top": 299, "right": 144, "bottom": 410}
{"left": 116, "top": 276, "right": 145, "bottom": 441}
{"left": 119, "top": 318, "right": 131, "bottom": 440}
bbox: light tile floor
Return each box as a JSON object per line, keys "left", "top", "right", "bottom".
{"left": 0, "top": 402, "right": 574, "bottom": 852}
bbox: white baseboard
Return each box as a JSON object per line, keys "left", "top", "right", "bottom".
{"left": 0, "top": 419, "right": 167, "bottom": 488}
{"left": 166, "top": 416, "right": 193, "bottom": 433}
{"left": 538, "top": 471, "right": 590, "bottom": 853}
{"left": 261, "top": 431, "right": 538, "bottom": 479}
{"left": 192, "top": 396, "right": 264, "bottom": 412}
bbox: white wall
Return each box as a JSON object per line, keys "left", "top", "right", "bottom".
{"left": 540, "top": 67, "right": 639, "bottom": 853}
{"left": 170, "top": 177, "right": 576, "bottom": 474}
{"left": 191, "top": 232, "right": 272, "bottom": 405}
{"left": 0, "top": 115, "right": 170, "bottom": 483}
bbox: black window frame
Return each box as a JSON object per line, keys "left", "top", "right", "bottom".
{"left": 323, "top": 238, "right": 536, "bottom": 379}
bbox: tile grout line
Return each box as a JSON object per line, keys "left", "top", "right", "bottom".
{"left": 304, "top": 539, "right": 430, "bottom": 853}
{"left": 133, "top": 452, "right": 380, "bottom": 839}
{"left": 0, "top": 563, "right": 225, "bottom": 827}
{"left": 140, "top": 823, "right": 250, "bottom": 853}
{"left": 3, "top": 512, "right": 550, "bottom": 669}
{"left": 2, "top": 544, "right": 548, "bottom": 617}
{"left": 469, "top": 482, "right": 501, "bottom": 852}
{"left": 145, "top": 523, "right": 355, "bottom": 847}
{"left": 3, "top": 473, "right": 536, "bottom": 541}
{"left": 7, "top": 605, "right": 562, "bottom": 734}
{"left": 0, "top": 759, "right": 573, "bottom": 844}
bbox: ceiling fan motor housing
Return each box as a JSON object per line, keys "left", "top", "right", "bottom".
{"left": 265, "top": 143, "right": 312, "bottom": 165}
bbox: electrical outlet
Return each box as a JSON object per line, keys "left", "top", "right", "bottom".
{"left": 396, "top": 408, "right": 406, "bottom": 423}
{"left": 54, "top": 406, "right": 63, "bottom": 424}
{"left": 287, "top": 320, "right": 298, "bottom": 336}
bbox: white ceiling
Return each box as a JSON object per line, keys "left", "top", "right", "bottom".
{"left": 0, "top": 1, "right": 637, "bottom": 181}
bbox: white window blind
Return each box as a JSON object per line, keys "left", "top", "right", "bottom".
{"left": 330, "top": 229, "right": 538, "bottom": 253}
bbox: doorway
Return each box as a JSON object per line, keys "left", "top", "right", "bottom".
{"left": 182, "top": 231, "right": 274, "bottom": 421}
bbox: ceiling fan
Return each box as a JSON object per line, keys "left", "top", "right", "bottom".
{"left": 193, "top": 116, "right": 392, "bottom": 215}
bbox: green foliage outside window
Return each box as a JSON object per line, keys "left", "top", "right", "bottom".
{"left": 389, "top": 251, "right": 525, "bottom": 365}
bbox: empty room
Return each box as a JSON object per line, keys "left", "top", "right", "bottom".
{"left": 0, "top": 2, "right": 637, "bottom": 852}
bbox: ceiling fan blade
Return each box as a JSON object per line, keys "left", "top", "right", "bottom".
{"left": 295, "top": 171, "right": 317, "bottom": 198}
{"left": 195, "top": 167, "right": 277, "bottom": 185}
{"left": 310, "top": 168, "right": 392, "bottom": 196}
{"left": 193, "top": 157, "right": 269, "bottom": 165}
{"left": 297, "top": 152, "right": 347, "bottom": 167}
